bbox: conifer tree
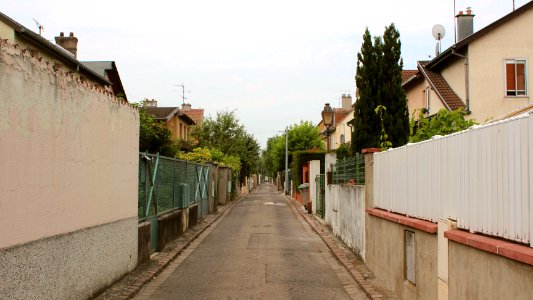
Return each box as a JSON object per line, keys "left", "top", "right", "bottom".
{"left": 380, "top": 24, "right": 410, "bottom": 147}
{"left": 352, "top": 29, "right": 382, "bottom": 152}
{"left": 352, "top": 24, "right": 410, "bottom": 152}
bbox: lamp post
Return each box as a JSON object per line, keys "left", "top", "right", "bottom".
{"left": 285, "top": 126, "right": 289, "bottom": 195}
{"left": 321, "top": 103, "right": 334, "bottom": 151}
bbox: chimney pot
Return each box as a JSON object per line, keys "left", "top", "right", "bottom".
{"left": 55, "top": 32, "right": 78, "bottom": 58}
{"left": 69, "top": 32, "right": 74, "bottom": 37}
{"left": 456, "top": 7, "right": 475, "bottom": 42}
{"left": 60, "top": 32, "right": 64, "bottom": 37}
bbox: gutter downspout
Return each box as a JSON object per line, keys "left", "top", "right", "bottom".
{"left": 451, "top": 49, "right": 470, "bottom": 113}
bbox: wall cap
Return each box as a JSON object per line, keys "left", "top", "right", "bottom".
{"left": 366, "top": 207, "right": 437, "bottom": 233}
{"left": 361, "top": 148, "right": 382, "bottom": 154}
{"left": 444, "top": 229, "right": 533, "bottom": 266}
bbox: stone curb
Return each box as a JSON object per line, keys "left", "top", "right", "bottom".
{"left": 286, "top": 195, "right": 383, "bottom": 299}
{"left": 93, "top": 196, "right": 244, "bottom": 300}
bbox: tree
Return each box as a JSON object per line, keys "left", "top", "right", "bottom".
{"left": 352, "top": 24, "right": 410, "bottom": 152}
{"left": 137, "top": 104, "right": 178, "bottom": 157}
{"left": 191, "top": 110, "right": 260, "bottom": 181}
{"left": 380, "top": 24, "right": 410, "bottom": 147}
{"left": 352, "top": 29, "right": 382, "bottom": 152}
{"left": 262, "top": 121, "right": 324, "bottom": 176}
{"left": 409, "top": 108, "right": 476, "bottom": 143}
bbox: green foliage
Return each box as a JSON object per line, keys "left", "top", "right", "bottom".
{"left": 136, "top": 102, "right": 179, "bottom": 157}
{"left": 375, "top": 105, "right": 392, "bottom": 150}
{"left": 191, "top": 110, "right": 259, "bottom": 181}
{"left": 352, "top": 24, "right": 409, "bottom": 153}
{"left": 335, "top": 143, "right": 353, "bottom": 159}
{"left": 262, "top": 121, "right": 325, "bottom": 177}
{"left": 409, "top": 108, "right": 477, "bottom": 143}
{"left": 291, "top": 150, "right": 326, "bottom": 192}
{"left": 176, "top": 147, "right": 241, "bottom": 172}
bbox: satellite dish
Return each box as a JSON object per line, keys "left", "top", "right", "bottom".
{"left": 432, "top": 24, "right": 445, "bottom": 41}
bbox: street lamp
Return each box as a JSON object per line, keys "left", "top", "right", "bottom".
{"left": 321, "top": 103, "right": 334, "bottom": 151}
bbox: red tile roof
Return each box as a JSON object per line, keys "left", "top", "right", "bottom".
{"left": 184, "top": 109, "right": 204, "bottom": 124}
{"left": 402, "top": 70, "right": 418, "bottom": 84}
{"left": 418, "top": 62, "right": 465, "bottom": 111}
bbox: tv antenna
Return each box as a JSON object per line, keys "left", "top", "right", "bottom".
{"left": 432, "top": 24, "right": 445, "bottom": 56}
{"left": 174, "top": 83, "right": 189, "bottom": 104}
{"left": 32, "top": 18, "right": 44, "bottom": 35}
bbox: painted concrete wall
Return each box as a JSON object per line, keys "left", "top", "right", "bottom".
{"left": 0, "top": 39, "right": 139, "bottom": 298}
{"left": 467, "top": 7, "right": 533, "bottom": 122}
{"left": 326, "top": 184, "right": 365, "bottom": 258}
{"left": 331, "top": 113, "right": 353, "bottom": 150}
{"left": 365, "top": 215, "right": 438, "bottom": 300}
{"left": 308, "top": 160, "right": 320, "bottom": 215}
{"left": 406, "top": 76, "right": 447, "bottom": 119}
{"left": 448, "top": 241, "right": 533, "bottom": 300}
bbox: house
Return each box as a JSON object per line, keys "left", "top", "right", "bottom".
{"left": 142, "top": 100, "right": 196, "bottom": 142}
{"left": 181, "top": 103, "right": 204, "bottom": 125}
{"left": 318, "top": 94, "right": 354, "bottom": 150}
{"left": 403, "top": 3, "right": 533, "bottom": 122}
{"left": 82, "top": 61, "right": 128, "bottom": 101}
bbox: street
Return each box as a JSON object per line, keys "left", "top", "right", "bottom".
{"left": 134, "top": 183, "right": 367, "bottom": 299}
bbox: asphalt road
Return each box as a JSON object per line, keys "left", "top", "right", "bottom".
{"left": 135, "top": 183, "right": 367, "bottom": 300}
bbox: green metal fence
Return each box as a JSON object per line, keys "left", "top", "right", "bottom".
{"left": 331, "top": 154, "right": 365, "bottom": 185}
{"left": 138, "top": 152, "right": 209, "bottom": 221}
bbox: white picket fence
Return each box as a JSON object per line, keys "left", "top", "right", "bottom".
{"left": 374, "top": 112, "right": 533, "bottom": 246}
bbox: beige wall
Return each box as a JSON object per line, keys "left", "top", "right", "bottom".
{"left": 0, "top": 20, "right": 15, "bottom": 41}
{"left": 365, "top": 215, "right": 438, "bottom": 300}
{"left": 440, "top": 57, "right": 467, "bottom": 102}
{"left": 331, "top": 115, "right": 352, "bottom": 149}
{"left": 165, "top": 115, "right": 190, "bottom": 140}
{"left": 406, "top": 78, "right": 447, "bottom": 119}
{"left": 0, "top": 39, "right": 139, "bottom": 249}
{"left": 448, "top": 241, "right": 533, "bottom": 300}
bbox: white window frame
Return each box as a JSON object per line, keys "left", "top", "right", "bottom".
{"left": 424, "top": 86, "right": 431, "bottom": 114}
{"left": 504, "top": 59, "right": 528, "bottom": 97}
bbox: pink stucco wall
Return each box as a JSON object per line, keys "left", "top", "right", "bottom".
{"left": 0, "top": 40, "right": 139, "bottom": 249}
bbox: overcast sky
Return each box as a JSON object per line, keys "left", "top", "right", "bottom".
{"left": 2, "top": 0, "right": 528, "bottom": 148}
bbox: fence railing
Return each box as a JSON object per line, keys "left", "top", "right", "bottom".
{"left": 374, "top": 113, "right": 533, "bottom": 246}
{"left": 331, "top": 154, "right": 365, "bottom": 185}
{"left": 138, "top": 153, "right": 209, "bottom": 221}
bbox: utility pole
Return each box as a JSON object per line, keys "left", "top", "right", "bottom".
{"left": 285, "top": 126, "right": 289, "bottom": 195}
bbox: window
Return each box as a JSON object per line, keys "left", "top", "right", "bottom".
{"left": 505, "top": 59, "right": 527, "bottom": 96}
{"left": 340, "top": 134, "right": 345, "bottom": 144}
{"left": 425, "top": 87, "right": 431, "bottom": 114}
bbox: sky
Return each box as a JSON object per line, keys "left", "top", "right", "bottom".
{"left": 2, "top": 0, "right": 529, "bottom": 149}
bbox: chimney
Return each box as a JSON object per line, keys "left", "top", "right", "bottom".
{"left": 55, "top": 32, "right": 78, "bottom": 58}
{"left": 456, "top": 8, "right": 475, "bottom": 42}
{"left": 182, "top": 103, "right": 192, "bottom": 111}
{"left": 341, "top": 94, "right": 352, "bottom": 109}
{"left": 143, "top": 99, "right": 157, "bottom": 107}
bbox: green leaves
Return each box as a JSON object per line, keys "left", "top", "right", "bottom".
{"left": 409, "top": 108, "right": 477, "bottom": 143}
{"left": 353, "top": 24, "right": 409, "bottom": 153}
{"left": 138, "top": 102, "right": 179, "bottom": 157}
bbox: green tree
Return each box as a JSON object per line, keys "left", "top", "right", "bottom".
{"left": 380, "top": 24, "right": 410, "bottom": 147}
{"left": 262, "top": 121, "right": 324, "bottom": 176}
{"left": 410, "top": 108, "right": 476, "bottom": 142}
{"left": 137, "top": 103, "right": 178, "bottom": 157}
{"left": 352, "top": 24, "right": 410, "bottom": 152}
{"left": 352, "top": 29, "right": 382, "bottom": 152}
{"left": 191, "top": 110, "right": 259, "bottom": 181}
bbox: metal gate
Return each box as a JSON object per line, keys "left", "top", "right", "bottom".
{"left": 195, "top": 164, "right": 209, "bottom": 217}
{"left": 315, "top": 174, "right": 325, "bottom": 218}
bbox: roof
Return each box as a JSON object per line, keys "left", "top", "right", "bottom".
{"left": 82, "top": 61, "right": 128, "bottom": 101}
{"left": 143, "top": 107, "right": 179, "bottom": 120}
{"left": 402, "top": 70, "right": 418, "bottom": 84}
{"left": 0, "top": 11, "right": 110, "bottom": 86}
{"left": 183, "top": 108, "right": 204, "bottom": 124}
{"left": 418, "top": 61, "right": 465, "bottom": 111}
{"left": 143, "top": 106, "right": 195, "bottom": 125}
{"left": 427, "top": 1, "right": 533, "bottom": 69}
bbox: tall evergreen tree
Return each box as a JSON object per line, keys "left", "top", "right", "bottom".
{"left": 352, "top": 29, "right": 382, "bottom": 152}
{"left": 380, "top": 24, "right": 410, "bottom": 147}
{"left": 352, "top": 25, "right": 410, "bottom": 152}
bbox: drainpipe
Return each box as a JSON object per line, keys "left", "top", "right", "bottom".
{"left": 451, "top": 49, "right": 470, "bottom": 113}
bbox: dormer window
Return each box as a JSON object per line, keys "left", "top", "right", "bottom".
{"left": 505, "top": 59, "right": 527, "bottom": 96}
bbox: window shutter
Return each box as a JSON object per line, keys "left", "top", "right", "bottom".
{"left": 506, "top": 63, "right": 516, "bottom": 91}
{"left": 516, "top": 62, "right": 525, "bottom": 91}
